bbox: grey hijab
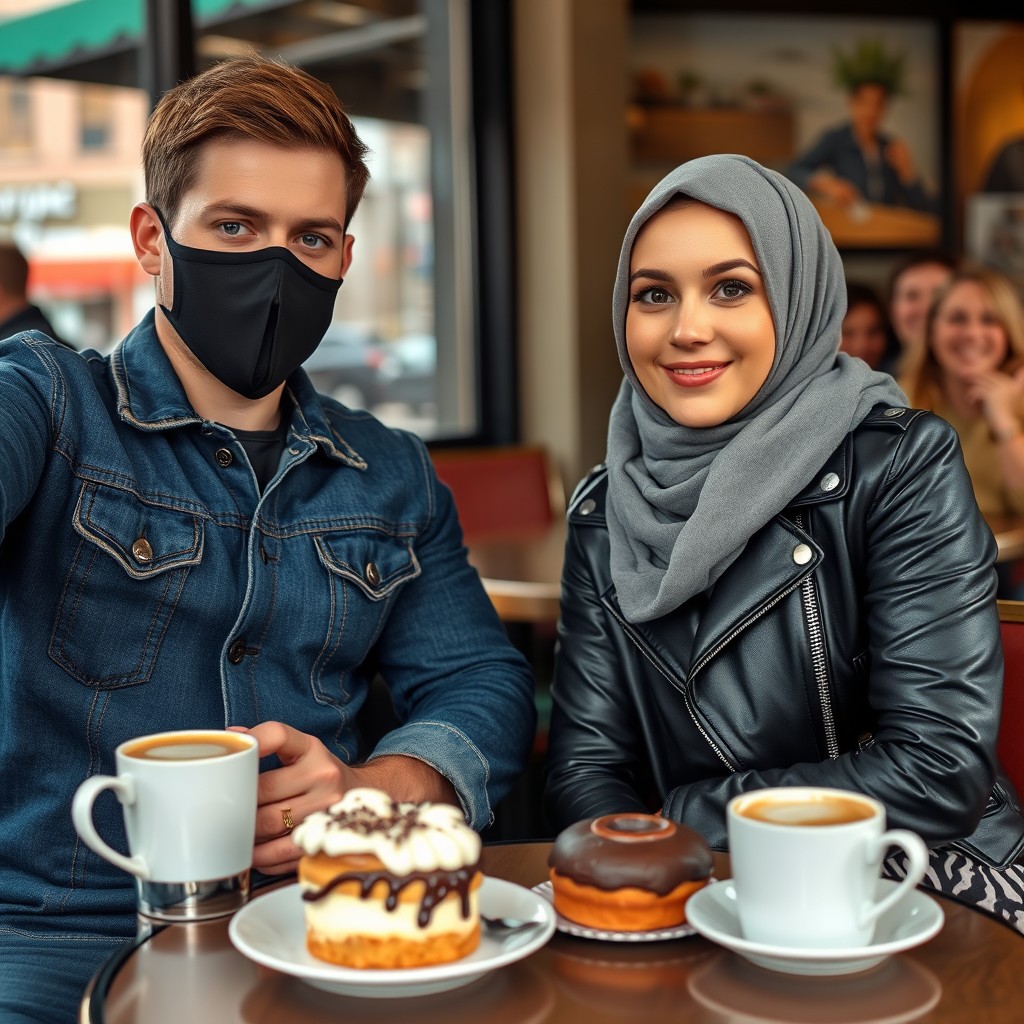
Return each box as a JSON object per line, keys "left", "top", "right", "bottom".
{"left": 606, "top": 154, "right": 906, "bottom": 623}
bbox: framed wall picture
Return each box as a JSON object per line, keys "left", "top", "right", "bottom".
{"left": 628, "top": 12, "right": 942, "bottom": 249}
{"left": 956, "top": 21, "right": 1024, "bottom": 278}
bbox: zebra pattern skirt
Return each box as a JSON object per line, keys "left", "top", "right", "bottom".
{"left": 882, "top": 847, "right": 1024, "bottom": 934}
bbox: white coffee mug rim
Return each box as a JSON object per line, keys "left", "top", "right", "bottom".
{"left": 117, "top": 729, "right": 257, "bottom": 763}
{"left": 728, "top": 786, "right": 885, "bottom": 830}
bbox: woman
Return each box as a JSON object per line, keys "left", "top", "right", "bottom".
{"left": 545, "top": 154, "right": 1024, "bottom": 930}
{"left": 900, "top": 265, "right": 1024, "bottom": 600}
{"left": 886, "top": 248, "right": 956, "bottom": 361}
{"left": 841, "top": 280, "right": 900, "bottom": 372}
{"left": 900, "top": 265, "right": 1024, "bottom": 519}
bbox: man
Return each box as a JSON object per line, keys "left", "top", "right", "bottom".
{"left": 0, "top": 239, "right": 72, "bottom": 347}
{"left": 0, "top": 53, "right": 535, "bottom": 1021}
{"left": 785, "top": 80, "right": 936, "bottom": 215}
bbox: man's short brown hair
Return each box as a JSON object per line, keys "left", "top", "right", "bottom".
{"left": 143, "top": 52, "right": 370, "bottom": 227}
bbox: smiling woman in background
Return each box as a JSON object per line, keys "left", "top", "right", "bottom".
{"left": 900, "top": 266, "right": 1024, "bottom": 519}
{"left": 900, "top": 265, "right": 1024, "bottom": 597}
{"left": 545, "top": 153, "right": 1024, "bottom": 933}
{"left": 886, "top": 248, "right": 956, "bottom": 360}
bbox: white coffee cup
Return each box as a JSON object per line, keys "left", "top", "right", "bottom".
{"left": 727, "top": 786, "right": 929, "bottom": 949}
{"left": 72, "top": 729, "right": 259, "bottom": 921}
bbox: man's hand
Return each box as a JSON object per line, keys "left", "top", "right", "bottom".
{"left": 885, "top": 138, "right": 917, "bottom": 185}
{"left": 807, "top": 171, "right": 863, "bottom": 209}
{"left": 228, "top": 722, "right": 460, "bottom": 874}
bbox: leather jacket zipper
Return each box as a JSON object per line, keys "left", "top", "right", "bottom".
{"left": 605, "top": 600, "right": 736, "bottom": 770}
{"left": 795, "top": 512, "right": 839, "bottom": 759}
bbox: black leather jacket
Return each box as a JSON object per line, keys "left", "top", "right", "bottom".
{"left": 545, "top": 406, "right": 1024, "bottom": 867}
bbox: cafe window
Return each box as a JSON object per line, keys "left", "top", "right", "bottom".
{"left": 0, "top": 78, "right": 33, "bottom": 154}
{"left": 79, "top": 85, "right": 114, "bottom": 151}
{"left": 0, "top": 0, "right": 515, "bottom": 443}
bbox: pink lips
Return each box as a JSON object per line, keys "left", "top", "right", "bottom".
{"left": 660, "top": 362, "right": 730, "bottom": 388}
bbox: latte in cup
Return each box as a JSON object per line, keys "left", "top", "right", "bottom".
{"left": 727, "top": 786, "right": 929, "bottom": 949}
{"left": 124, "top": 731, "right": 253, "bottom": 761}
{"left": 737, "top": 792, "right": 875, "bottom": 827}
{"left": 71, "top": 729, "right": 259, "bottom": 922}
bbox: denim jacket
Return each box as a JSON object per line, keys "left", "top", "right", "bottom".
{"left": 0, "top": 313, "right": 536, "bottom": 937}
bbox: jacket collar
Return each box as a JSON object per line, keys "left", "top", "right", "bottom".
{"left": 596, "top": 438, "right": 853, "bottom": 681}
{"left": 789, "top": 434, "right": 851, "bottom": 506}
{"left": 111, "top": 309, "right": 367, "bottom": 469}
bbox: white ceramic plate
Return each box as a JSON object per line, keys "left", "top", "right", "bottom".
{"left": 532, "top": 879, "right": 700, "bottom": 941}
{"left": 684, "top": 879, "right": 944, "bottom": 976}
{"left": 228, "top": 877, "right": 556, "bottom": 998}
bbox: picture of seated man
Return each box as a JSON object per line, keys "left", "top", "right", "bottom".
{"left": 785, "top": 39, "right": 937, "bottom": 215}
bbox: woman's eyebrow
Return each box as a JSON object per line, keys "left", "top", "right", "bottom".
{"left": 629, "top": 267, "right": 673, "bottom": 284}
{"left": 704, "top": 259, "right": 761, "bottom": 279}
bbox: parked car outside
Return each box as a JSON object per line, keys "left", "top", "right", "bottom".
{"left": 376, "top": 333, "right": 437, "bottom": 414}
{"left": 302, "top": 323, "right": 384, "bottom": 410}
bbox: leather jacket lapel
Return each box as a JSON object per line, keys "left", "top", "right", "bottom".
{"left": 690, "top": 515, "right": 822, "bottom": 676}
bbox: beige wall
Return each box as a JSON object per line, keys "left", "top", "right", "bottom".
{"left": 513, "top": 0, "right": 630, "bottom": 492}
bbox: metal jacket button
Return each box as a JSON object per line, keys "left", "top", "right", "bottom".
{"left": 215, "top": 447, "right": 233, "bottom": 468}
{"left": 793, "top": 543, "right": 813, "bottom": 565}
{"left": 579, "top": 499, "right": 597, "bottom": 515}
{"left": 365, "top": 562, "right": 381, "bottom": 586}
{"left": 131, "top": 538, "right": 153, "bottom": 564}
{"left": 228, "top": 640, "right": 247, "bottom": 664}
{"left": 883, "top": 407, "right": 905, "bottom": 418}
{"left": 820, "top": 472, "right": 840, "bottom": 492}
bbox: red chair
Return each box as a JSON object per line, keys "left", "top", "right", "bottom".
{"left": 998, "top": 600, "right": 1024, "bottom": 795}
{"left": 429, "top": 444, "right": 564, "bottom": 540}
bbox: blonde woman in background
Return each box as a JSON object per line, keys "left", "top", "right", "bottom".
{"left": 900, "top": 265, "right": 1024, "bottom": 599}
{"left": 900, "top": 265, "right": 1024, "bottom": 519}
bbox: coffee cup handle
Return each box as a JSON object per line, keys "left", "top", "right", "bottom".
{"left": 860, "top": 828, "right": 928, "bottom": 927}
{"left": 71, "top": 774, "right": 150, "bottom": 880}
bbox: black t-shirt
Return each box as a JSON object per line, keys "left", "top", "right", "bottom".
{"left": 233, "top": 418, "right": 289, "bottom": 492}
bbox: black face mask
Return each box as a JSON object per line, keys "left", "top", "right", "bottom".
{"left": 155, "top": 209, "right": 343, "bottom": 399}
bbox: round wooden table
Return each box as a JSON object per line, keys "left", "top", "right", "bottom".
{"left": 83, "top": 841, "right": 1024, "bottom": 1023}
{"left": 466, "top": 521, "right": 565, "bottom": 624}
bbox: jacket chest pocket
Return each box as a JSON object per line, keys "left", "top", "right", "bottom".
{"left": 309, "top": 530, "right": 421, "bottom": 705}
{"left": 49, "top": 481, "right": 205, "bottom": 688}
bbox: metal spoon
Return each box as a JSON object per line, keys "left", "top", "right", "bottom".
{"left": 481, "top": 914, "right": 545, "bottom": 936}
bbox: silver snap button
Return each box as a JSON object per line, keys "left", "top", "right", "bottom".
{"left": 365, "top": 562, "right": 381, "bottom": 586}
{"left": 883, "top": 408, "right": 905, "bottom": 418}
{"left": 215, "top": 447, "right": 233, "bottom": 467}
{"left": 820, "top": 472, "right": 840, "bottom": 492}
{"left": 793, "top": 543, "right": 813, "bottom": 565}
{"left": 579, "top": 499, "right": 597, "bottom": 516}
{"left": 131, "top": 538, "right": 153, "bottom": 564}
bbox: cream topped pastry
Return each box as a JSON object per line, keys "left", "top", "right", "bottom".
{"left": 292, "top": 788, "right": 483, "bottom": 969}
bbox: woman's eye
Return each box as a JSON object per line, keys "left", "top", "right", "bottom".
{"left": 716, "top": 279, "right": 751, "bottom": 300}
{"left": 633, "top": 286, "right": 673, "bottom": 305}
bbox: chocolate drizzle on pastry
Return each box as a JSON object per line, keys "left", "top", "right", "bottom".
{"left": 549, "top": 813, "right": 712, "bottom": 895}
{"left": 302, "top": 863, "right": 481, "bottom": 928}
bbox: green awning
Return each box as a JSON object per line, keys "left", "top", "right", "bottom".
{"left": 0, "top": 0, "right": 288, "bottom": 77}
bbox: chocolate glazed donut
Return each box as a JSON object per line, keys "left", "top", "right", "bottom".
{"left": 548, "top": 813, "right": 713, "bottom": 931}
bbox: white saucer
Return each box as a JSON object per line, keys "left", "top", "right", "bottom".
{"left": 684, "top": 879, "right": 943, "bottom": 976}
{"left": 228, "top": 878, "right": 555, "bottom": 998}
{"left": 532, "top": 879, "right": 698, "bottom": 942}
